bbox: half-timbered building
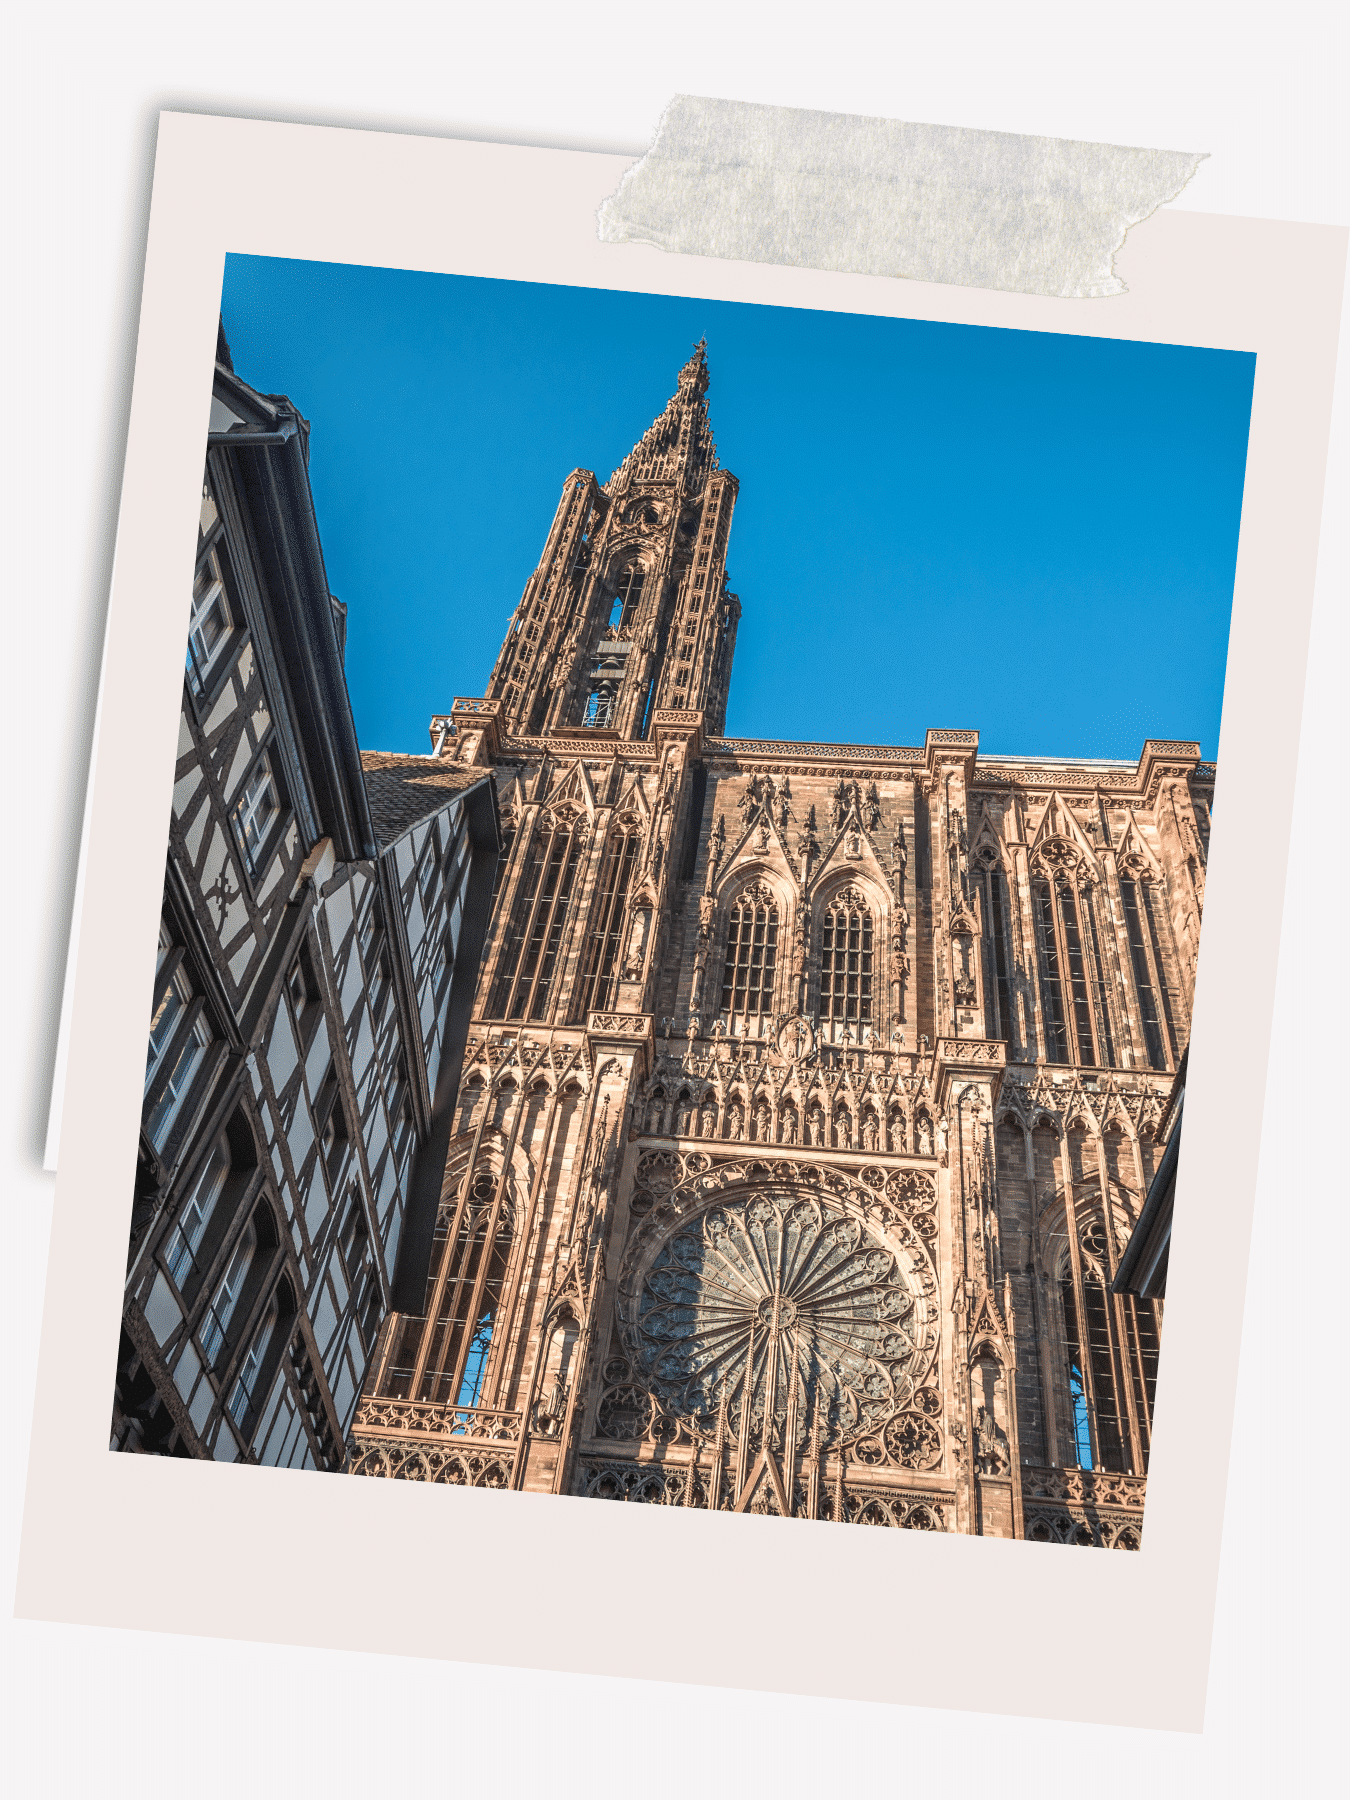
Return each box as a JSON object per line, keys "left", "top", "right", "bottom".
{"left": 112, "top": 335, "right": 500, "bottom": 1468}
{"left": 349, "top": 342, "right": 1205, "bottom": 1549}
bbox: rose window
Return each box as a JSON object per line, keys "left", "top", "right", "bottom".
{"left": 631, "top": 1190, "right": 927, "bottom": 1452}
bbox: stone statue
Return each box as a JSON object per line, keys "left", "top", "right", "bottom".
{"left": 975, "top": 1406, "right": 998, "bottom": 1475}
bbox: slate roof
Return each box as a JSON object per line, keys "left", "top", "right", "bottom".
{"left": 360, "top": 752, "right": 489, "bottom": 847}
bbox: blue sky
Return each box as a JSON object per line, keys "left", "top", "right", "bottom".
{"left": 220, "top": 256, "right": 1254, "bottom": 762}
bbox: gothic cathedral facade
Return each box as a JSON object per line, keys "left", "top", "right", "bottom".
{"left": 349, "top": 343, "right": 1210, "bottom": 1548}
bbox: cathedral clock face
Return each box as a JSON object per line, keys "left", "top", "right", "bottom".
{"left": 617, "top": 1167, "right": 941, "bottom": 1464}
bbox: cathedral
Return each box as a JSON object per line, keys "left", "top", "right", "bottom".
{"left": 348, "top": 341, "right": 1208, "bottom": 1548}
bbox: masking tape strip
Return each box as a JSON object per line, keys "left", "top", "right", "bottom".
{"left": 597, "top": 95, "right": 1206, "bottom": 299}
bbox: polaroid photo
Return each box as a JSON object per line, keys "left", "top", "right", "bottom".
{"left": 18, "top": 113, "right": 1346, "bottom": 1731}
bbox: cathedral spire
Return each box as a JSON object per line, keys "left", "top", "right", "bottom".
{"left": 605, "top": 338, "right": 720, "bottom": 494}
{"left": 485, "top": 343, "right": 740, "bottom": 740}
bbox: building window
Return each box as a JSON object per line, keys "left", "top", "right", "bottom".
{"left": 231, "top": 750, "right": 282, "bottom": 878}
{"left": 719, "top": 883, "right": 779, "bottom": 1037}
{"left": 582, "top": 659, "right": 623, "bottom": 727}
{"left": 227, "top": 1293, "right": 279, "bottom": 1428}
{"left": 820, "top": 886, "right": 873, "bottom": 1042}
{"left": 381, "top": 1169, "right": 514, "bottom": 1410}
{"left": 980, "top": 865, "right": 1014, "bottom": 1044}
{"left": 1140, "top": 881, "right": 1181, "bottom": 1063}
{"left": 198, "top": 1222, "right": 257, "bottom": 1365}
{"left": 187, "top": 540, "right": 234, "bottom": 694}
{"left": 1119, "top": 876, "right": 1168, "bottom": 1071}
{"left": 608, "top": 562, "right": 645, "bottom": 632}
{"left": 1057, "top": 1211, "right": 1150, "bottom": 1476}
{"left": 1032, "top": 880, "right": 1069, "bottom": 1064}
{"left": 286, "top": 936, "right": 323, "bottom": 1048}
{"left": 163, "top": 1144, "right": 229, "bottom": 1292}
{"left": 576, "top": 825, "right": 641, "bottom": 1015}
{"left": 318, "top": 1089, "right": 349, "bottom": 1182}
{"left": 1057, "top": 882, "right": 1097, "bottom": 1066}
{"left": 1084, "top": 893, "right": 1118, "bottom": 1069}
{"left": 1032, "top": 854, "right": 1119, "bottom": 1069}
{"left": 488, "top": 811, "right": 584, "bottom": 1022}
{"left": 144, "top": 928, "right": 213, "bottom": 1151}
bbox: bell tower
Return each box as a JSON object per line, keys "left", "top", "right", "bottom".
{"left": 485, "top": 340, "right": 741, "bottom": 739}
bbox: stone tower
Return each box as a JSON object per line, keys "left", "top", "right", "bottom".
{"left": 350, "top": 346, "right": 1205, "bottom": 1549}
{"left": 484, "top": 339, "right": 740, "bottom": 739}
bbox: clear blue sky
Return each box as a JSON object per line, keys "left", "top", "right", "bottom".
{"left": 220, "top": 255, "right": 1254, "bottom": 762}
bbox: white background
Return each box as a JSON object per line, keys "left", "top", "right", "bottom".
{"left": 1, "top": 3, "right": 1344, "bottom": 1793}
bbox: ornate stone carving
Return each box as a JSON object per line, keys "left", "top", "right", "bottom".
{"left": 617, "top": 1163, "right": 938, "bottom": 1461}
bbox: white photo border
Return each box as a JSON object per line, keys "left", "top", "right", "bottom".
{"left": 17, "top": 111, "right": 1346, "bottom": 1732}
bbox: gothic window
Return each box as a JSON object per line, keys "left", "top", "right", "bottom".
{"left": 820, "top": 887, "right": 873, "bottom": 1043}
{"left": 608, "top": 562, "right": 645, "bottom": 632}
{"left": 231, "top": 748, "right": 283, "bottom": 879}
{"left": 187, "top": 535, "right": 235, "bottom": 695}
{"left": 488, "top": 810, "right": 585, "bottom": 1022}
{"left": 1058, "top": 883, "right": 1096, "bottom": 1065}
{"left": 1121, "top": 1290, "right": 1161, "bottom": 1469}
{"left": 1119, "top": 875, "right": 1169, "bottom": 1071}
{"left": 979, "top": 863, "right": 1014, "bottom": 1045}
{"left": 1032, "top": 879, "right": 1069, "bottom": 1064}
{"left": 1060, "top": 1280, "right": 1095, "bottom": 1471}
{"left": 1032, "top": 854, "right": 1117, "bottom": 1069}
{"left": 1057, "top": 1212, "right": 1147, "bottom": 1475}
{"left": 1140, "top": 880, "right": 1181, "bottom": 1062}
{"left": 718, "top": 883, "right": 779, "bottom": 1037}
{"left": 1084, "top": 889, "right": 1118, "bottom": 1069}
{"left": 576, "top": 823, "right": 641, "bottom": 1015}
{"left": 381, "top": 1166, "right": 516, "bottom": 1410}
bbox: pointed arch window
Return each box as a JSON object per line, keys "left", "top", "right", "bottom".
{"left": 1032, "top": 877, "right": 1070, "bottom": 1065}
{"left": 1032, "top": 849, "right": 1116, "bottom": 1068}
{"left": 820, "top": 886, "right": 873, "bottom": 1043}
{"left": 576, "top": 822, "right": 642, "bottom": 1015}
{"left": 976, "top": 856, "right": 1014, "bottom": 1045}
{"left": 488, "top": 810, "right": 585, "bottom": 1022}
{"left": 608, "top": 562, "right": 645, "bottom": 632}
{"left": 1057, "top": 1204, "right": 1156, "bottom": 1476}
{"left": 380, "top": 1164, "right": 515, "bottom": 1410}
{"left": 1119, "top": 873, "right": 1172, "bottom": 1071}
{"left": 718, "top": 883, "right": 778, "bottom": 1037}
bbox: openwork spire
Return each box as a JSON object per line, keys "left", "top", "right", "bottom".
{"left": 605, "top": 337, "right": 720, "bottom": 492}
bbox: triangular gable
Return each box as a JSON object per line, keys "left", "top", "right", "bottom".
{"left": 714, "top": 813, "right": 798, "bottom": 900}
{"left": 1113, "top": 811, "right": 1163, "bottom": 879}
{"left": 732, "top": 1448, "right": 791, "bottom": 1516}
{"left": 968, "top": 802, "right": 1009, "bottom": 871}
{"left": 807, "top": 829, "right": 892, "bottom": 904}
{"left": 968, "top": 1286, "right": 1010, "bottom": 1355}
{"left": 610, "top": 767, "right": 651, "bottom": 824}
{"left": 544, "top": 757, "right": 597, "bottom": 819}
{"left": 1030, "top": 790, "right": 1099, "bottom": 863}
